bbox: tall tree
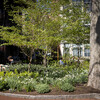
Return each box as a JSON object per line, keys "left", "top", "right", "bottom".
{"left": 88, "top": 0, "right": 100, "bottom": 90}
{"left": 0, "top": 0, "right": 63, "bottom": 67}
{"left": 61, "top": 0, "right": 90, "bottom": 61}
{"left": 62, "top": 0, "right": 90, "bottom": 44}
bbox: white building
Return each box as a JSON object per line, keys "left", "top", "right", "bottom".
{"left": 60, "top": 42, "right": 90, "bottom": 58}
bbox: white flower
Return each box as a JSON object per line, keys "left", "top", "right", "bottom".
{"left": 40, "top": 78, "right": 43, "bottom": 80}
{"left": 0, "top": 77, "right": 3, "bottom": 80}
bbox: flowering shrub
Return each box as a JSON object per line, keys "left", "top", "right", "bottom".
{"left": 0, "top": 78, "right": 9, "bottom": 91}
{"left": 24, "top": 78, "right": 37, "bottom": 92}
{"left": 16, "top": 81, "right": 23, "bottom": 92}
{"left": 52, "top": 78, "right": 63, "bottom": 89}
{"left": 62, "top": 68, "right": 88, "bottom": 85}
{"left": 5, "top": 71, "right": 15, "bottom": 77}
{"left": 7, "top": 64, "right": 28, "bottom": 73}
{"left": 7, "top": 64, "right": 45, "bottom": 73}
{"left": 0, "top": 62, "right": 89, "bottom": 93}
{"left": 5, "top": 76, "right": 17, "bottom": 91}
{"left": 35, "top": 84, "right": 51, "bottom": 94}
{"left": 0, "top": 72, "right": 4, "bottom": 77}
{"left": 61, "top": 83, "right": 75, "bottom": 92}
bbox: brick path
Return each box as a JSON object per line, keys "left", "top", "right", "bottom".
{"left": 0, "top": 95, "right": 99, "bottom": 100}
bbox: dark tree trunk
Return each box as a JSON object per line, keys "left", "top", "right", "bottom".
{"left": 43, "top": 53, "right": 47, "bottom": 67}
{"left": 28, "top": 56, "right": 32, "bottom": 73}
{"left": 27, "top": 49, "right": 34, "bottom": 72}
{"left": 88, "top": 0, "right": 100, "bottom": 90}
{"left": 57, "top": 45, "right": 60, "bottom": 61}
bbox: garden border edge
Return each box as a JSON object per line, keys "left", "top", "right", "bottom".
{"left": 0, "top": 92, "right": 100, "bottom": 99}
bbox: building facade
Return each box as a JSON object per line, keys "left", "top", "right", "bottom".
{"left": 60, "top": 43, "right": 90, "bottom": 58}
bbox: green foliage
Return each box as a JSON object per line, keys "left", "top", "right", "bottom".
{"left": 14, "top": 69, "right": 18, "bottom": 75}
{"left": 7, "top": 63, "right": 89, "bottom": 82}
{"left": 62, "top": 1, "right": 90, "bottom": 44}
{"left": 6, "top": 76, "right": 17, "bottom": 91}
{"left": 43, "top": 77, "right": 54, "bottom": 85}
{"left": 24, "top": 79, "right": 37, "bottom": 92}
{"left": 16, "top": 81, "right": 23, "bottom": 92}
{"left": 0, "top": 60, "right": 89, "bottom": 93}
{"left": 62, "top": 68, "right": 88, "bottom": 86}
{"left": 0, "top": 78, "right": 9, "bottom": 91}
{"left": 0, "top": 0, "right": 64, "bottom": 67}
{"left": 19, "top": 71, "right": 29, "bottom": 78}
{"left": 35, "top": 84, "right": 50, "bottom": 94}
{"left": 7, "top": 64, "right": 28, "bottom": 73}
{"left": 0, "top": 72, "right": 4, "bottom": 77}
{"left": 47, "top": 67, "right": 67, "bottom": 78}
{"left": 81, "top": 60, "right": 89, "bottom": 70}
{"left": 8, "top": 64, "right": 67, "bottom": 79}
{"left": 5, "top": 71, "right": 15, "bottom": 77}
{"left": 61, "top": 83, "right": 75, "bottom": 92}
{"left": 53, "top": 79, "right": 63, "bottom": 89}
{"left": 7, "top": 64, "right": 45, "bottom": 73}
{"left": 76, "top": 72, "right": 88, "bottom": 84}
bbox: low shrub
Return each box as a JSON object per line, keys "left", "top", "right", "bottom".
{"left": 19, "top": 71, "right": 29, "bottom": 78}
{"left": 7, "top": 64, "right": 28, "bottom": 73}
{"left": 52, "top": 79, "right": 63, "bottom": 89}
{"left": 0, "top": 72, "right": 4, "bottom": 77}
{"left": 0, "top": 78, "right": 9, "bottom": 91}
{"left": 7, "top": 64, "right": 67, "bottom": 79}
{"left": 35, "top": 84, "right": 50, "bottom": 94}
{"left": 61, "top": 83, "right": 75, "bottom": 92}
{"left": 24, "top": 79, "right": 37, "bottom": 92}
{"left": 81, "top": 60, "right": 89, "bottom": 70}
{"left": 5, "top": 71, "right": 15, "bottom": 77}
{"left": 77, "top": 74, "right": 88, "bottom": 84}
{"left": 24, "top": 82, "right": 34, "bottom": 92}
{"left": 5, "top": 76, "right": 17, "bottom": 91}
{"left": 16, "top": 81, "right": 23, "bottom": 92}
{"left": 44, "top": 77, "right": 54, "bottom": 85}
{"left": 63, "top": 78, "right": 77, "bottom": 86}
{"left": 7, "top": 64, "right": 45, "bottom": 73}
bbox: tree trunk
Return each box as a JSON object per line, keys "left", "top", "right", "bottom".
{"left": 57, "top": 45, "right": 60, "bottom": 61}
{"left": 77, "top": 45, "right": 80, "bottom": 67}
{"left": 43, "top": 53, "right": 47, "bottom": 67}
{"left": 87, "top": 0, "right": 100, "bottom": 90}
{"left": 28, "top": 56, "right": 32, "bottom": 73}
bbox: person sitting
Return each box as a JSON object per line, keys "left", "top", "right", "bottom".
{"left": 7, "top": 56, "right": 14, "bottom": 64}
{"left": 59, "top": 58, "right": 64, "bottom": 65}
{"left": 0, "top": 64, "right": 6, "bottom": 71}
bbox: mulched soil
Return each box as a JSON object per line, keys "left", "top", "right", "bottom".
{"left": 2, "top": 84, "right": 100, "bottom": 95}
{"left": 0, "top": 84, "right": 100, "bottom": 100}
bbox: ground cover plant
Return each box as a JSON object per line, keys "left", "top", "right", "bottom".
{"left": 0, "top": 61, "right": 90, "bottom": 94}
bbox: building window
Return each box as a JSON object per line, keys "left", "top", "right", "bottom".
{"left": 72, "top": 0, "right": 91, "bottom": 2}
{"left": 64, "top": 48, "right": 69, "bottom": 54}
{"left": 72, "top": 0, "right": 81, "bottom": 2}
{"left": 84, "top": 48, "right": 90, "bottom": 57}
{"left": 84, "top": 0, "right": 91, "bottom": 3}
{"left": 73, "top": 48, "right": 83, "bottom": 57}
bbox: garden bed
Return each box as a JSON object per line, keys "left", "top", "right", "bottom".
{"left": 2, "top": 84, "right": 100, "bottom": 95}
{"left": 1, "top": 63, "right": 99, "bottom": 96}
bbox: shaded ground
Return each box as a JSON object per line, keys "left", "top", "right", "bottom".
{"left": 0, "top": 85, "right": 100, "bottom": 100}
